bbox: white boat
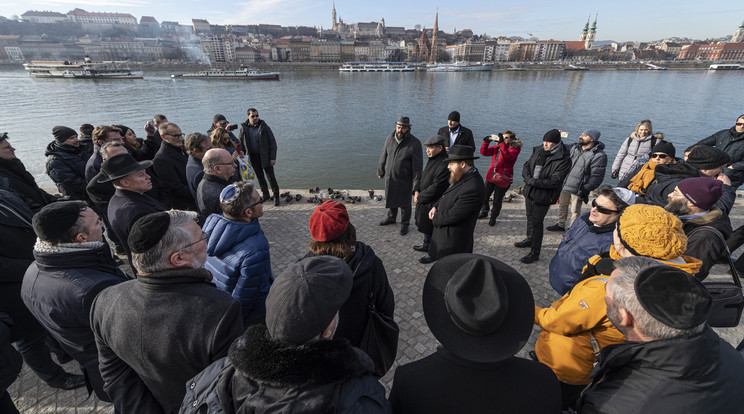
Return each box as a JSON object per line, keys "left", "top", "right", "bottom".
{"left": 171, "top": 67, "right": 280, "bottom": 80}
{"left": 564, "top": 64, "right": 588, "bottom": 71}
{"left": 23, "top": 57, "right": 142, "bottom": 79}
{"left": 338, "top": 62, "right": 415, "bottom": 72}
{"left": 708, "top": 64, "right": 742, "bottom": 70}
{"left": 426, "top": 61, "right": 494, "bottom": 72}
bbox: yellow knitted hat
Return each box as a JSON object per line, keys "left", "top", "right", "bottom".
{"left": 616, "top": 204, "right": 687, "bottom": 260}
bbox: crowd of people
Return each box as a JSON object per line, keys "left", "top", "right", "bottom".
{"left": 1, "top": 111, "right": 744, "bottom": 413}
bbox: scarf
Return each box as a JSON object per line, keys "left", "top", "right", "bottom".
{"left": 627, "top": 161, "right": 659, "bottom": 195}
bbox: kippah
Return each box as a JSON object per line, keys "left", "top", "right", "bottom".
{"left": 635, "top": 266, "right": 712, "bottom": 330}
{"left": 32, "top": 201, "right": 83, "bottom": 242}
{"left": 128, "top": 212, "right": 170, "bottom": 254}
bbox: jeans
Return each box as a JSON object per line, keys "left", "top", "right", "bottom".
{"left": 482, "top": 181, "right": 509, "bottom": 220}
{"left": 387, "top": 206, "right": 412, "bottom": 225}
{"left": 525, "top": 198, "right": 551, "bottom": 256}
{"left": 248, "top": 152, "right": 280, "bottom": 198}
{"left": 556, "top": 191, "right": 583, "bottom": 229}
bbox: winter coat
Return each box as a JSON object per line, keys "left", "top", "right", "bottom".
{"left": 204, "top": 214, "right": 273, "bottom": 326}
{"left": 535, "top": 275, "right": 626, "bottom": 385}
{"left": 562, "top": 142, "right": 607, "bottom": 197}
{"left": 44, "top": 141, "right": 88, "bottom": 200}
{"left": 196, "top": 174, "right": 231, "bottom": 225}
{"left": 413, "top": 150, "right": 449, "bottom": 235}
{"left": 153, "top": 141, "right": 197, "bottom": 210}
{"left": 521, "top": 143, "right": 572, "bottom": 205}
{"left": 583, "top": 247, "right": 703, "bottom": 280}
{"left": 548, "top": 213, "right": 615, "bottom": 295}
{"left": 480, "top": 139, "right": 522, "bottom": 185}
{"left": 0, "top": 158, "right": 57, "bottom": 212}
{"left": 620, "top": 159, "right": 662, "bottom": 195}
{"left": 21, "top": 242, "right": 129, "bottom": 400}
{"left": 389, "top": 347, "right": 561, "bottom": 414}
{"left": 611, "top": 132, "right": 661, "bottom": 180}
{"left": 238, "top": 119, "right": 277, "bottom": 167}
{"left": 437, "top": 125, "right": 475, "bottom": 149}
{"left": 644, "top": 161, "right": 737, "bottom": 215}
{"left": 378, "top": 132, "right": 423, "bottom": 209}
{"left": 697, "top": 127, "right": 744, "bottom": 187}
{"left": 85, "top": 145, "right": 103, "bottom": 182}
{"left": 125, "top": 135, "right": 162, "bottom": 162}
{"left": 0, "top": 189, "right": 37, "bottom": 286}
{"left": 186, "top": 155, "right": 205, "bottom": 201}
{"left": 430, "top": 168, "right": 486, "bottom": 260}
{"left": 0, "top": 312, "right": 23, "bottom": 393}
{"left": 577, "top": 327, "right": 744, "bottom": 414}
{"left": 108, "top": 189, "right": 167, "bottom": 259}
{"left": 91, "top": 267, "right": 244, "bottom": 414}
{"left": 86, "top": 168, "right": 160, "bottom": 220}
{"left": 681, "top": 208, "right": 733, "bottom": 281}
{"left": 78, "top": 135, "right": 94, "bottom": 160}
{"left": 179, "top": 324, "right": 390, "bottom": 414}
{"left": 304, "top": 242, "right": 396, "bottom": 377}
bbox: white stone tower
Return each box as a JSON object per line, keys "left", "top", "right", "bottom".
{"left": 733, "top": 20, "right": 744, "bottom": 43}
{"left": 585, "top": 13, "right": 597, "bottom": 49}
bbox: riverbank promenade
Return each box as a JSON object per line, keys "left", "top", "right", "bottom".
{"left": 9, "top": 190, "right": 744, "bottom": 412}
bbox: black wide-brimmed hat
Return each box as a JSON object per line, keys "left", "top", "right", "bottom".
{"left": 396, "top": 116, "right": 411, "bottom": 126}
{"left": 97, "top": 153, "right": 152, "bottom": 183}
{"left": 443, "top": 144, "right": 479, "bottom": 161}
{"left": 423, "top": 253, "right": 534, "bottom": 363}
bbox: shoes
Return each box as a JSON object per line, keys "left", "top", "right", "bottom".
{"left": 546, "top": 224, "right": 565, "bottom": 232}
{"left": 478, "top": 210, "right": 488, "bottom": 219}
{"left": 47, "top": 373, "right": 86, "bottom": 390}
{"left": 274, "top": 197, "right": 280, "bottom": 206}
{"left": 413, "top": 243, "right": 429, "bottom": 252}
{"left": 262, "top": 193, "right": 271, "bottom": 202}
{"left": 400, "top": 224, "right": 409, "bottom": 236}
{"left": 379, "top": 217, "right": 396, "bottom": 226}
{"left": 514, "top": 238, "right": 532, "bottom": 248}
{"left": 520, "top": 252, "right": 540, "bottom": 264}
{"left": 488, "top": 217, "right": 497, "bottom": 227}
{"left": 419, "top": 254, "right": 435, "bottom": 264}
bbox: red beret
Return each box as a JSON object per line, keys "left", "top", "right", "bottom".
{"left": 309, "top": 201, "right": 349, "bottom": 242}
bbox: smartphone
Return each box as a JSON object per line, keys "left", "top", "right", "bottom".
{"left": 228, "top": 124, "right": 238, "bottom": 131}
{"left": 560, "top": 131, "right": 569, "bottom": 139}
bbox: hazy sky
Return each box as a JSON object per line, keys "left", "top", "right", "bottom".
{"left": 1, "top": 1, "right": 743, "bottom": 42}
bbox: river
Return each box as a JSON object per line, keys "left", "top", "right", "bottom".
{"left": 1, "top": 68, "right": 742, "bottom": 189}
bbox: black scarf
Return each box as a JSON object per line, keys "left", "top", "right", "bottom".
{"left": 730, "top": 126, "right": 744, "bottom": 140}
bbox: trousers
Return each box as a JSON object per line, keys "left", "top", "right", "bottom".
{"left": 556, "top": 191, "right": 583, "bottom": 228}
{"left": 249, "top": 152, "right": 279, "bottom": 198}
{"left": 482, "top": 181, "right": 509, "bottom": 220}
{"left": 525, "top": 198, "right": 551, "bottom": 256}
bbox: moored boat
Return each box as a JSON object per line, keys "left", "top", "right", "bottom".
{"left": 23, "top": 57, "right": 142, "bottom": 79}
{"left": 426, "top": 61, "right": 494, "bottom": 72}
{"left": 708, "top": 64, "right": 742, "bottom": 70}
{"left": 339, "top": 62, "right": 415, "bottom": 72}
{"left": 171, "top": 67, "right": 280, "bottom": 80}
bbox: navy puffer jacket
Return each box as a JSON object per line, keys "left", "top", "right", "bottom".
{"left": 45, "top": 141, "right": 88, "bottom": 199}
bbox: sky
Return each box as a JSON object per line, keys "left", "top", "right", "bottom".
{"left": 1, "top": 0, "right": 743, "bottom": 42}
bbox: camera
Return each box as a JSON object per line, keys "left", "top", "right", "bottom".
{"left": 227, "top": 124, "right": 238, "bottom": 131}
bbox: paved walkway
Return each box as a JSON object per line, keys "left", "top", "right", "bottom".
{"left": 10, "top": 190, "right": 744, "bottom": 412}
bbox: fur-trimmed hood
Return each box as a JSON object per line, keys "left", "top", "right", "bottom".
{"left": 508, "top": 138, "right": 523, "bottom": 148}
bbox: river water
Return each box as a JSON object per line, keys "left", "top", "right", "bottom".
{"left": 1, "top": 68, "right": 742, "bottom": 189}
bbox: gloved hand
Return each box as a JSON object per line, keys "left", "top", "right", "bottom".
{"left": 483, "top": 135, "right": 491, "bottom": 143}
{"left": 580, "top": 189, "right": 590, "bottom": 204}
{"left": 611, "top": 170, "right": 619, "bottom": 179}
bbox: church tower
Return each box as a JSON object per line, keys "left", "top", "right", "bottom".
{"left": 585, "top": 13, "right": 597, "bottom": 49}
{"left": 430, "top": 11, "right": 439, "bottom": 63}
{"left": 332, "top": 1, "right": 337, "bottom": 31}
{"left": 733, "top": 20, "right": 744, "bottom": 43}
{"left": 579, "top": 16, "right": 589, "bottom": 42}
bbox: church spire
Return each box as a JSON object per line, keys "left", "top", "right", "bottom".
{"left": 590, "top": 13, "right": 598, "bottom": 32}
{"left": 332, "top": 0, "right": 337, "bottom": 31}
{"left": 430, "top": 10, "right": 439, "bottom": 63}
{"left": 580, "top": 15, "right": 589, "bottom": 41}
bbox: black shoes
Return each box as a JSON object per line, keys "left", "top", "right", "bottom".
{"left": 262, "top": 193, "right": 271, "bottom": 202}
{"left": 413, "top": 243, "right": 429, "bottom": 252}
{"left": 520, "top": 252, "right": 540, "bottom": 264}
{"left": 478, "top": 210, "right": 488, "bottom": 219}
{"left": 47, "top": 373, "right": 86, "bottom": 390}
{"left": 488, "top": 217, "right": 497, "bottom": 227}
{"left": 274, "top": 197, "right": 280, "bottom": 206}
{"left": 514, "top": 239, "right": 532, "bottom": 248}
{"left": 400, "top": 224, "right": 409, "bottom": 236}
{"left": 379, "top": 217, "right": 396, "bottom": 226}
{"left": 419, "top": 254, "right": 435, "bottom": 264}
{"left": 546, "top": 224, "right": 565, "bottom": 232}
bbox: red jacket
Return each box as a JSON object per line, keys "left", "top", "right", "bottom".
{"left": 480, "top": 140, "right": 521, "bottom": 184}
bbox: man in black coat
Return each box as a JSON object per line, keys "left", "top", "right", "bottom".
{"left": 238, "top": 108, "right": 281, "bottom": 206}
{"left": 153, "top": 122, "right": 197, "bottom": 210}
{"left": 91, "top": 210, "right": 244, "bottom": 414}
{"left": 0, "top": 133, "right": 57, "bottom": 212}
{"left": 577, "top": 258, "right": 744, "bottom": 413}
{"left": 413, "top": 135, "right": 450, "bottom": 253}
{"left": 516, "top": 129, "right": 571, "bottom": 264}
{"left": 185, "top": 132, "right": 212, "bottom": 201}
{"left": 378, "top": 116, "right": 423, "bottom": 236}
{"left": 196, "top": 148, "right": 237, "bottom": 224}
{"left": 695, "top": 114, "right": 744, "bottom": 188}
{"left": 421, "top": 145, "right": 485, "bottom": 264}
{"left": 437, "top": 111, "right": 475, "bottom": 152}
{"left": 21, "top": 201, "right": 128, "bottom": 402}
{"left": 390, "top": 254, "right": 561, "bottom": 413}
{"left": 85, "top": 125, "right": 124, "bottom": 182}
{"left": 45, "top": 126, "right": 88, "bottom": 200}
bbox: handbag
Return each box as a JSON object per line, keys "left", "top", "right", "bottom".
{"left": 690, "top": 226, "right": 744, "bottom": 328}
{"left": 358, "top": 273, "right": 399, "bottom": 378}
{"left": 236, "top": 155, "right": 255, "bottom": 181}
{"left": 492, "top": 170, "right": 512, "bottom": 189}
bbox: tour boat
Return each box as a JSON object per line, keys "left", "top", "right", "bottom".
{"left": 708, "top": 64, "right": 742, "bottom": 70}
{"left": 338, "top": 62, "right": 415, "bottom": 72}
{"left": 23, "top": 57, "right": 142, "bottom": 79}
{"left": 425, "top": 61, "right": 494, "bottom": 72}
{"left": 170, "top": 67, "right": 280, "bottom": 80}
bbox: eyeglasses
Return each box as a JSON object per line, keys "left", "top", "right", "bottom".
{"left": 592, "top": 199, "right": 618, "bottom": 214}
{"left": 177, "top": 231, "right": 208, "bottom": 252}
{"left": 736, "top": 123, "right": 744, "bottom": 127}
{"left": 216, "top": 162, "right": 236, "bottom": 166}
{"left": 651, "top": 153, "right": 668, "bottom": 160}
{"left": 246, "top": 198, "right": 264, "bottom": 209}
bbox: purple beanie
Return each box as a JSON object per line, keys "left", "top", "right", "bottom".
{"left": 677, "top": 177, "right": 723, "bottom": 211}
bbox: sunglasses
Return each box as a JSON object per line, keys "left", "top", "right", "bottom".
{"left": 651, "top": 153, "right": 668, "bottom": 160}
{"left": 592, "top": 199, "right": 618, "bottom": 214}
{"left": 736, "top": 123, "right": 744, "bottom": 127}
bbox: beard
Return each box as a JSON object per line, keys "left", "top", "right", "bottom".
{"left": 665, "top": 197, "right": 689, "bottom": 216}
{"left": 449, "top": 165, "right": 465, "bottom": 184}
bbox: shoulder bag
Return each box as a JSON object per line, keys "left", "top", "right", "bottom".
{"left": 358, "top": 273, "right": 399, "bottom": 378}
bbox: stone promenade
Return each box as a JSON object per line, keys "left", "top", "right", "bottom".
{"left": 10, "top": 190, "right": 744, "bottom": 412}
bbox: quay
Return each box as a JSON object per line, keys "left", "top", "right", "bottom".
{"left": 9, "top": 189, "right": 744, "bottom": 412}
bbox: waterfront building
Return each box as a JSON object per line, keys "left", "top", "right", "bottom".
{"left": 192, "top": 19, "right": 211, "bottom": 34}
{"left": 20, "top": 11, "right": 67, "bottom": 24}
{"left": 66, "top": 8, "right": 137, "bottom": 25}
{"left": 678, "top": 42, "right": 744, "bottom": 61}
{"left": 413, "top": 30, "right": 430, "bottom": 62}
{"left": 201, "top": 35, "right": 236, "bottom": 63}
{"left": 454, "top": 41, "right": 486, "bottom": 62}
{"left": 288, "top": 37, "right": 311, "bottom": 62}
{"left": 733, "top": 20, "right": 744, "bottom": 43}
{"left": 508, "top": 41, "right": 565, "bottom": 62}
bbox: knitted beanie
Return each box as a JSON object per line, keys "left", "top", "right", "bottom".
{"left": 543, "top": 129, "right": 561, "bottom": 144}
{"left": 687, "top": 146, "right": 730, "bottom": 170}
{"left": 583, "top": 129, "right": 601, "bottom": 142}
{"left": 651, "top": 141, "right": 676, "bottom": 159}
{"left": 616, "top": 204, "right": 687, "bottom": 260}
{"left": 52, "top": 126, "right": 77, "bottom": 143}
{"left": 677, "top": 177, "right": 723, "bottom": 210}
{"left": 309, "top": 201, "right": 349, "bottom": 242}
{"left": 448, "top": 111, "right": 461, "bottom": 123}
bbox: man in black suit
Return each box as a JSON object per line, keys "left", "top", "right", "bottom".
{"left": 420, "top": 145, "right": 485, "bottom": 264}
{"left": 413, "top": 135, "right": 450, "bottom": 253}
{"left": 153, "top": 122, "right": 196, "bottom": 210}
{"left": 437, "top": 111, "right": 475, "bottom": 152}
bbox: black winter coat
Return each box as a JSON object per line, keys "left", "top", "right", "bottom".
{"left": 577, "top": 327, "right": 744, "bottom": 414}
{"left": 86, "top": 168, "right": 160, "bottom": 220}
{"left": 0, "top": 189, "right": 36, "bottom": 285}
{"left": 108, "top": 189, "right": 167, "bottom": 259}
{"left": 644, "top": 162, "right": 737, "bottom": 216}
{"left": 0, "top": 158, "right": 57, "bottom": 212}
{"left": 0, "top": 313, "right": 22, "bottom": 392}
{"left": 196, "top": 174, "right": 231, "bottom": 225}
{"left": 91, "top": 268, "right": 244, "bottom": 414}
{"left": 45, "top": 141, "right": 88, "bottom": 200}
{"left": 238, "top": 119, "right": 276, "bottom": 167}
{"left": 437, "top": 125, "right": 475, "bottom": 149}
{"left": 414, "top": 150, "right": 450, "bottom": 235}
{"left": 681, "top": 208, "right": 733, "bottom": 280}
{"left": 521, "top": 143, "right": 572, "bottom": 205}
{"left": 697, "top": 127, "right": 744, "bottom": 187}
{"left": 126, "top": 135, "right": 162, "bottom": 162}
{"left": 430, "top": 168, "right": 486, "bottom": 260}
{"left": 389, "top": 347, "right": 561, "bottom": 414}
{"left": 186, "top": 155, "right": 204, "bottom": 201}
{"left": 153, "top": 141, "right": 197, "bottom": 210}
{"left": 179, "top": 324, "right": 390, "bottom": 414}
{"left": 378, "top": 132, "right": 423, "bottom": 209}
{"left": 21, "top": 243, "right": 128, "bottom": 400}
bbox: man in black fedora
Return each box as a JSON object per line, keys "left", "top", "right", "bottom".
{"left": 389, "top": 253, "right": 561, "bottom": 413}
{"left": 420, "top": 145, "right": 485, "bottom": 264}
{"left": 104, "top": 153, "right": 166, "bottom": 263}
{"left": 378, "top": 116, "right": 422, "bottom": 236}
{"left": 413, "top": 135, "right": 450, "bottom": 253}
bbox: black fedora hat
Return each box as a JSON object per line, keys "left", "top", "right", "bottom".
{"left": 97, "top": 153, "right": 152, "bottom": 183}
{"left": 443, "top": 144, "right": 479, "bottom": 161}
{"left": 396, "top": 116, "right": 411, "bottom": 127}
{"left": 424, "top": 135, "right": 445, "bottom": 146}
{"left": 423, "top": 253, "right": 534, "bottom": 363}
